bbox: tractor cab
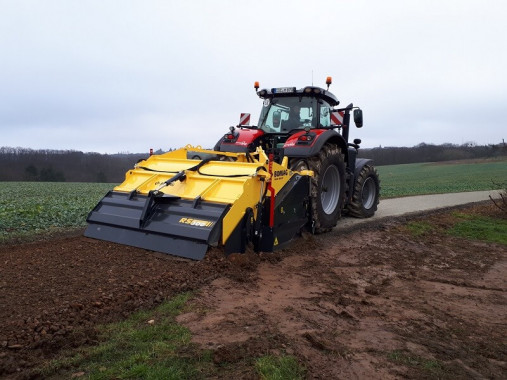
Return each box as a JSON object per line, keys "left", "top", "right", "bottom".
{"left": 256, "top": 86, "right": 340, "bottom": 134}
{"left": 249, "top": 86, "right": 342, "bottom": 161}
{"left": 214, "top": 80, "right": 363, "bottom": 164}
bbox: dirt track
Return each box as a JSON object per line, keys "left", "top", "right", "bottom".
{"left": 1, "top": 202, "right": 506, "bottom": 379}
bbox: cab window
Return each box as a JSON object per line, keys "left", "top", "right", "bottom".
{"left": 319, "top": 101, "right": 332, "bottom": 127}
{"left": 258, "top": 97, "right": 317, "bottom": 133}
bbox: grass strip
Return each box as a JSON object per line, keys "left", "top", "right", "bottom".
{"left": 388, "top": 350, "right": 445, "bottom": 377}
{"left": 404, "top": 212, "right": 506, "bottom": 246}
{"left": 447, "top": 213, "right": 507, "bottom": 245}
{"left": 404, "top": 220, "right": 435, "bottom": 236}
{"left": 256, "top": 355, "right": 306, "bottom": 380}
{"left": 40, "top": 293, "right": 212, "bottom": 379}
{"left": 38, "top": 293, "right": 306, "bottom": 379}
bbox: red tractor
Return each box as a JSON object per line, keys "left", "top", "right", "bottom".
{"left": 213, "top": 77, "right": 380, "bottom": 233}
{"left": 85, "top": 77, "right": 381, "bottom": 259}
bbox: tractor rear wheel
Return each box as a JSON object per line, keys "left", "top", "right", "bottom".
{"left": 347, "top": 164, "right": 380, "bottom": 218}
{"left": 290, "top": 143, "right": 346, "bottom": 233}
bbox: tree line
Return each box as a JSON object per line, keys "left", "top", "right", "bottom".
{"left": 0, "top": 147, "right": 153, "bottom": 183}
{"left": 358, "top": 142, "right": 506, "bottom": 166}
{"left": 0, "top": 143, "right": 505, "bottom": 183}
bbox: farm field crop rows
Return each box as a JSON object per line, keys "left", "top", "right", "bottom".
{"left": 377, "top": 158, "right": 507, "bottom": 198}
{"left": 1, "top": 158, "right": 506, "bottom": 241}
{"left": 0, "top": 182, "right": 113, "bottom": 241}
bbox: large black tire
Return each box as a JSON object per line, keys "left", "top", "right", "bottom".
{"left": 347, "top": 164, "right": 380, "bottom": 218}
{"left": 290, "top": 143, "right": 346, "bottom": 233}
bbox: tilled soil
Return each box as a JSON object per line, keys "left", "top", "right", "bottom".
{"left": 1, "top": 203, "right": 506, "bottom": 379}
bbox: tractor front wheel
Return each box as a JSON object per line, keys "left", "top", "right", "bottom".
{"left": 347, "top": 164, "right": 380, "bottom": 218}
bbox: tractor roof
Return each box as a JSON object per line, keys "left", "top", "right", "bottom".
{"left": 256, "top": 86, "right": 340, "bottom": 107}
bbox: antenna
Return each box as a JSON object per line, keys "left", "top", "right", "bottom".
{"left": 311, "top": 70, "right": 313, "bottom": 86}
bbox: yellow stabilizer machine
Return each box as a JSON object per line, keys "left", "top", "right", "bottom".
{"left": 85, "top": 145, "right": 313, "bottom": 260}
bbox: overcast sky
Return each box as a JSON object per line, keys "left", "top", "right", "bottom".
{"left": 1, "top": 0, "right": 506, "bottom": 153}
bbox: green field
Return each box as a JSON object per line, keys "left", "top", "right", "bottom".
{"left": 1, "top": 158, "right": 506, "bottom": 241}
{"left": 0, "top": 182, "right": 114, "bottom": 241}
{"left": 377, "top": 159, "right": 507, "bottom": 198}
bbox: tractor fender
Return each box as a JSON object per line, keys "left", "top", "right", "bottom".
{"left": 354, "top": 158, "right": 374, "bottom": 177}
{"left": 284, "top": 129, "right": 348, "bottom": 160}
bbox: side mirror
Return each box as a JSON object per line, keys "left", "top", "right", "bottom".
{"left": 353, "top": 108, "right": 363, "bottom": 128}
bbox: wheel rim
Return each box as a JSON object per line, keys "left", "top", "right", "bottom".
{"left": 321, "top": 165, "right": 340, "bottom": 214}
{"left": 361, "top": 177, "right": 376, "bottom": 209}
